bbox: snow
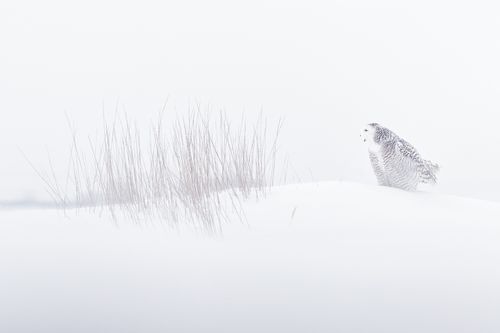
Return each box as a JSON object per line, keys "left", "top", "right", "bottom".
{"left": 2, "top": 0, "right": 500, "bottom": 331}
{"left": 1, "top": 181, "right": 500, "bottom": 332}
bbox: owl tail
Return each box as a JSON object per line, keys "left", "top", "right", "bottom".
{"left": 419, "top": 160, "right": 440, "bottom": 184}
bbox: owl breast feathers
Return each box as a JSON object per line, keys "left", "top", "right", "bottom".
{"left": 364, "top": 123, "right": 439, "bottom": 191}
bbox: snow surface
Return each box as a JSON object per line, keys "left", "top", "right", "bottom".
{"left": 1, "top": 181, "right": 500, "bottom": 333}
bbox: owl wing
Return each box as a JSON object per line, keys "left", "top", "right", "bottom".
{"left": 380, "top": 139, "right": 420, "bottom": 190}
{"left": 395, "top": 139, "right": 439, "bottom": 184}
{"left": 395, "top": 139, "right": 421, "bottom": 162}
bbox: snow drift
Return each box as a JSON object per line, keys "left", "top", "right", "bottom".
{"left": 1, "top": 181, "right": 500, "bottom": 332}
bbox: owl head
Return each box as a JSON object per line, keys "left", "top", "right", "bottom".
{"left": 360, "top": 123, "right": 379, "bottom": 144}
{"left": 361, "top": 123, "right": 395, "bottom": 149}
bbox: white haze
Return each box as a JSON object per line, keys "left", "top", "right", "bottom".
{"left": 1, "top": 0, "right": 500, "bottom": 201}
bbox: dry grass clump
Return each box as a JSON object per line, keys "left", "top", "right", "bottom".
{"left": 36, "top": 109, "right": 283, "bottom": 232}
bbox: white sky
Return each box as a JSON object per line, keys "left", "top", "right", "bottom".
{"left": 1, "top": 0, "right": 500, "bottom": 200}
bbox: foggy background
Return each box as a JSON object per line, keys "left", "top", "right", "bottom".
{"left": 1, "top": 0, "right": 500, "bottom": 201}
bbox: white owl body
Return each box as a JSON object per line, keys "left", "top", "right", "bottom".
{"left": 366, "top": 136, "right": 382, "bottom": 153}
{"left": 361, "top": 123, "right": 439, "bottom": 191}
{"left": 367, "top": 143, "right": 386, "bottom": 177}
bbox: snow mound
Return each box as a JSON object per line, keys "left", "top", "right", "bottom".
{"left": 1, "top": 181, "right": 500, "bottom": 333}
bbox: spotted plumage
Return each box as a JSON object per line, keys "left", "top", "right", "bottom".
{"left": 361, "top": 123, "right": 439, "bottom": 191}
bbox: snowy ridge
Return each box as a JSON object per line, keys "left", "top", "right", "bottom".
{"left": 1, "top": 181, "right": 500, "bottom": 332}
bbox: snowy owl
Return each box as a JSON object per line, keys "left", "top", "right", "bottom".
{"left": 361, "top": 123, "right": 439, "bottom": 191}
